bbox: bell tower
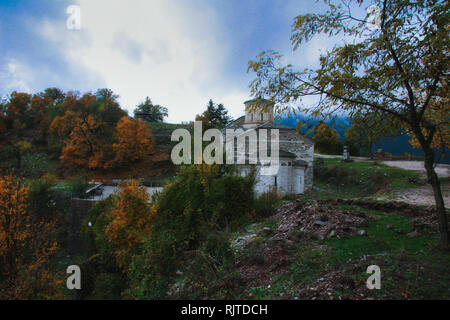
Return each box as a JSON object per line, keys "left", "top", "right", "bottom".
{"left": 243, "top": 98, "right": 274, "bottom": 128}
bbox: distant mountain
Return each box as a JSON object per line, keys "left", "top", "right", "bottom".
{"left": 277, "top": 114, "right": 449, "bottom": 164}
{"left": 278, "top": 115, "right": 350, "bottom": 139}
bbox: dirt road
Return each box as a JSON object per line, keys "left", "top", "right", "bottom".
{"left": 381, "top": 161, "right": 450, "bottom": 179}
{"left": 379, "top": 161, "right": 450, "bottom": 207}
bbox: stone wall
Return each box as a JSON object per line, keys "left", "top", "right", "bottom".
{"left": 231, "top": 126, "right": 315, "bottom": 194}
{"left": 279, "top": 130, "right": 314, "bottom": 189}
{"left": 239, "top": 160, "right": 306, "bottom": 197}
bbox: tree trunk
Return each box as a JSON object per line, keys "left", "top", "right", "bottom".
{"left": 423, "top": 146, "right": 449, "bottom": 247}
{"left": 16, "top": 147, "right": 21, "bottom": 170}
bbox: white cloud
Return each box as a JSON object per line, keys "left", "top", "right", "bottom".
{"left": 0, "top": 58, "right": 33, "bottom": 93}
{"left": 35, "top": 0, "right": 250, "bottom": 123}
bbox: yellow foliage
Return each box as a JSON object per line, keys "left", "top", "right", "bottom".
{"left": 0, "top": 175, "right": 61, "bottom": 299}
{"left": 409, "top": 102, "right": 449, "bottom": 150}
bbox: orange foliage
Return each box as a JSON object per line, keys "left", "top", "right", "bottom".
{"left": 105, "top": 179, "right": 154, "bottom": 270}
{"left": 0, "top": 175, "right": 61, "bottom": 299}
{"left": 60, "top": 114, "right": 115, "bottom": 170}
{"left": 113, "top": 117, "right": 155, "bottom": 166}
{"left": 54, "top": 114, "right": 154, "bottom": 170}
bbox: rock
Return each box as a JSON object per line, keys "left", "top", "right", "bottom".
{"left": 267, "top": 233, "right": 287, "bottom": 246}
{"left": 395, "top": 229, "right": 406, "bottom": 234}
{"left": 406, "top": 231, "right": 420, "bottom": 238}
{"left": 260, "top": 227, "right": 273, "bottom": 236}
{"left": 314, "top": 220, "right": 326, "bottom": 226}
{"left": 357, "top": 229, "right": 366, "bottom": 236}
{"left": 232, "top": 234, "right": 257, "bottom": 250}
{"left": 317, "top": 234, "right": 325, "bottom": 241}
{"left": 328, "top": 230, "right": 336, "bottom": 238}
{"left": 386, "top": 224, "right": 393, "bottom": 230}
{"left": 175, "top": 270, "right": 183, "bottom": 276}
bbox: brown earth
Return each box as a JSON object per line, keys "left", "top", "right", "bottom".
{"left": 236, "top": 199, "right": 447, "bottom": 299}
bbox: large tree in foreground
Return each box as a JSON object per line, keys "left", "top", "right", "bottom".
{"left": 248, "top": 0, "right": 449, "bottom": 246}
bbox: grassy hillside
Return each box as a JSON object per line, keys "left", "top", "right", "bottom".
{"left": 148, "top": 122, "right": 191, "bottom": 149}
{"left": 311, "top": 158, "right": 424, "bottom": 199}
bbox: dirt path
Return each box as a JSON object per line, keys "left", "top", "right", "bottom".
{"left": 381, "top": 161, "right": 450, "bottom": 179}
{"left": 378, "top": 181, "right": 450, "bottom": 207}
{"left": 378, "top": 161, "right": 450, "bottom": 207}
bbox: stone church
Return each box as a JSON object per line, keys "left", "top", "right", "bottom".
{"left": 226, "top": 98, "right": 314, "bottom": 196}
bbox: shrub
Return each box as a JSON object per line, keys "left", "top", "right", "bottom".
{"left": 91, "top": 273, "right": 127, "bottom": 300}
{"left": 254, "top": 189, "right": 280, "bottom": 218}
{"left": 68, "top": 176, "right": 89, "bottom": 198}
{"left": 172, "top": 232, "right": 238, "bottom": 299}
{"left": 127, "top": 164, "right": 255, "bottom": 299}
{"left": 28, "top": 174, "right": 69, "bottom": 246}
{"left": 80, "top": 196, "right": 127, "bottom": 299}
{"left": 21, "top": 153, "right": 50, "bottom": 178}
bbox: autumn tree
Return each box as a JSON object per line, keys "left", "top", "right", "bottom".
{"left": 113, "top": 117, "right": 155, "bottom": 166}
{"left": 248, "top": 0, "right": 449, "bottom": 246}
{"left": 345, "top": 111, "right": 402, "bottom": 157}
{"left": 408, "top": 95, "right": 449, "bottom": 161}
{"left": 134, "top": 97, "right": 168, "bottom": 123}
{"left": 313, "top": 122, "right": 341, "bottom": 154}
{"left": 0, "top": 175, "right": 61, "bottom": 299}
{"left": 51, "top": 91, "right": 126, "bottom": 170}
{"left": 105, "top": 180, "right": 154, "bottom": 271}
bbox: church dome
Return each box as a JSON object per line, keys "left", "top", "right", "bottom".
{"left": 243, "top": 98, "right": 274, "bottom": 128}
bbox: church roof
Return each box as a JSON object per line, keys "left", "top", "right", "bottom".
{"left": 279, "top": 149, "right": 297, "bottom": 158}
{"left": 256, "top": 121, "right": 296, "bottom": 130}
{"left": 226, "top": 115, "right": 245, "bottom": 128}
{"left": 224, "top": 119, "right": 315, "bottom": 145}
{"left": 243, "top": 98, "right": 272, "bottom": 105}
{"left": 255, "top": 121, "right": 315, "bottom": 144}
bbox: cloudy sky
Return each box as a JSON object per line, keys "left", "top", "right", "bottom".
{"left": 0, "top": 0, "right": 365, "bottom": 123}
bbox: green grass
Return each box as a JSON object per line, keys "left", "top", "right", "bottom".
{"left": 148, "top": 122, "right": 191, "bottom": 148}
{"left": 310, "top": 158, "right": 424, "bottom": 200}
{"left": 318, "top": 158, "right": 423, "bottom": 190}
{"left": 148, "top": 122, "right": 190, "bottom": 131}
{"left": 323, "top": 206, "right": 432, "bottom": 263}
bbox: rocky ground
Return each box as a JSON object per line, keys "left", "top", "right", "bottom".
{"left": 377, "top": 180, "right": 450, "bottom": 206}
{"left": 233, "top": 199, "right": 449, "bottom": 299}
{"left": 377, "top": 161, "right": 450, "bottom": 206}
